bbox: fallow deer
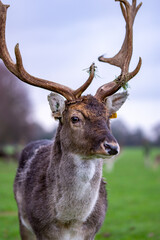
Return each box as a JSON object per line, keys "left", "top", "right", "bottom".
{"left": 0, "top": 0, "right": 142, "bottom": 239}
{"left": 154, "top": 154, "right": 160, "bottom": 169}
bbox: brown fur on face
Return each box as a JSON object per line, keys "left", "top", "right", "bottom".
{"left": 65, "top": 95, "right": 108, "bottom": 118}
{"left": 59, "top": 95, "right": 117, "bottom": 157}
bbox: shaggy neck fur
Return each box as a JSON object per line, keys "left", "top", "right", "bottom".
{"left": 47, "top": 125, "right": 103, "bottom": 224}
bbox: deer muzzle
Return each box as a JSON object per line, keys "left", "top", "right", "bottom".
{"left": 98, "top": 141, "right": 119, "bottom": 157}
{"left": 102, "top": 141, "right": 119, "bottom": 156}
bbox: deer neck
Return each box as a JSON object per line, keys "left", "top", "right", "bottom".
{"left": 47, "top": 125, "right": 103, "bottom": 223}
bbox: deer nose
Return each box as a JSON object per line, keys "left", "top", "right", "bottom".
{"left": 103, "top": 142, "right": 119, "bottom": 156}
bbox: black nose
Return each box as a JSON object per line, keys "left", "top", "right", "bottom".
{"left": 103, "top": 142, "right": 119, "bottom": 155}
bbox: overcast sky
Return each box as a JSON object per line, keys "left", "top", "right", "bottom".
{"left": 2, "top": 0, "right": 160, "bottom": 136}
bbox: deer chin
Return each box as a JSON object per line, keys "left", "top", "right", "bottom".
{"left": 82, "top": 153, "right": 116, "bottom": 160}
{"left": 82, "top": 147, "right": 119, "bottom": 160}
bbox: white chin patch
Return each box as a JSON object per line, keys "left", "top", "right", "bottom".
{"left": 99, "top": 154, "right": 117, "bottom": 160}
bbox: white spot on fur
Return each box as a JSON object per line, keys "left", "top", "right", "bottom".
{"left": 17, "top": 145, "right": 44, "bottom": 183}
{"left": 16, "top": 190, "right": 22, "bottom": 204}
{"left": 16, "top": 191, "right": 33, "bottom": 233}
{"left": 21, "top": 216, "right": 33, "bottom": 233}
{"left": 61, "top": 228, "right": 84, "bottom": 240}
{"left": 15, "top": 145, "right": 47, "bottom": 235}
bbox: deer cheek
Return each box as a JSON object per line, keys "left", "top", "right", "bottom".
{"left": 71, "top": 130, "right": 89, "bottom": 154}
{"left": 60, "top": 122, "right": 85, "bottom": 153}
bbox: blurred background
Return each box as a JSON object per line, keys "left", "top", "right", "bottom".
{"left": 0, "top": 0, "right": 160, "bottom": 239}
{"left": 0, "top": 0, "right": 160, "bottom": 148}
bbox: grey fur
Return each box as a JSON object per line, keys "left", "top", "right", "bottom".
{"left": 14, "top": 94, "right": 126, "bottom": 240}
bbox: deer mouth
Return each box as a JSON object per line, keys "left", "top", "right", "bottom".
{"left": 102, "top": 141, "right": 119, "bottom": 155}
{"left": 85, "top": 141, "right": 119, "bottom": 160}
{"left": 93, "top": 141, "right": 120, "bottom": 158}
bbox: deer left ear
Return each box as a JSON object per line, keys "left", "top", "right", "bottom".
{"left": 48, "top": 92, "right": 65, "bottom": 119}
{"left": 106, "top": 91, "right": 129, "bottom": 115}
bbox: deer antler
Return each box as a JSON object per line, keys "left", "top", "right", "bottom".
{"left": 95, "top": 0, "right": 142, "bottom": 101}
{"left": 0, "top": 1, "right": 95, "bottom": 101}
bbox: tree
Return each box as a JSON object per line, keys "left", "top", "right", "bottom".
{"left": 111, "top": 119, "right": 130, "bottom": 146}
{"left": 153, "top": 123, "right": 160, "bottom": 146}
{"left": 0, "top": 62, "right": 48, "bottom": 144}
{"left": 111, "top": 119, "right": 145, "bottom": 146}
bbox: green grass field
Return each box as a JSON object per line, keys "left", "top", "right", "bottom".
{"left": 0, "top": 148, "right": 160, "bottom": 240}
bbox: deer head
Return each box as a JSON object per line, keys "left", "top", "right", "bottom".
{"left": 0, "top": 0, "right": 142, "bottom": 158}
{"left": 48, "top": 92, "right": 129, "bottom": 158}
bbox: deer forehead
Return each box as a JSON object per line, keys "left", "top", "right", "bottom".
{"left": 65, "top": 96, "right": 109, "bottom": 119}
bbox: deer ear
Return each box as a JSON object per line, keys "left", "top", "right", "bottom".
{"left": 106, "top": 91, "right": 129, "bottom": 115}
{"left": 47, "top": 92, "right": 65, "bottom": 118}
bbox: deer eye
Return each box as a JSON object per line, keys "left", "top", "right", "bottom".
{"left": 71, "top": 116, "right": 80, "bottom": 124}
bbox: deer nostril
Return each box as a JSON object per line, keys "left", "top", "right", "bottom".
{"left": 109, "top": 148, "right": 118, "bottom": 156}
{"left": 103, "top": 142, "right": 119, "bottom": 155}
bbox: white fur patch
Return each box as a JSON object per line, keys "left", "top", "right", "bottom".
{"left": 56, "top": 154, "right": 102, "bottom": 222}
{"left": 74, "top": 154, "right": 96, "bottom": 183}
{"left": 21, "top": 216, "right": 33, "bottom": 233}
{"left": 61, "top": 228, "right": 84, "bottom": 240}
{"left": 16, "top": 191, "right": 33, "bottom": 233}
{"left": 17, "top": 146, "right": 43, "bottom": 183}
{"left": 16, "top": 145, "right": 45, "bottom": 235}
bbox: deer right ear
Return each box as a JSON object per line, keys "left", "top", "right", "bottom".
{"left": 105, "top": 91, "right": 129, "bottom": 115}
{"left": 47, "top": 92, "right": 65, "bottom": 119}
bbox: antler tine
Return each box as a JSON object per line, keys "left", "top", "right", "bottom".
{"left": 73, "top": 63, "right": 96, "bottom": 99}
{"left": 0, "top": 1, "right": 95, "bottom": 101}
{"left": 0, "top": 2, "right": 17, "bottom": 75}
{"left": 14, "top": 44, "right": 75, "bottom": 100}
{"left": 15, "top": 43, "right": 95, "bottom": 99}
{"left": 96, "top": 0, "right": 142, "bottom": 101}
{"left": 0, "top": 1, "right": 75, "bottom": 100}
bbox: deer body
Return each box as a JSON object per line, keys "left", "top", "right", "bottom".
{"left": 14, "top": 95, "right": 118, "bottom": 240}
{"left": 0, "top": 0, "right": 142, "bottom": 239}
{"left": 15, "top": 141, "right": 106, "bottom": 239}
